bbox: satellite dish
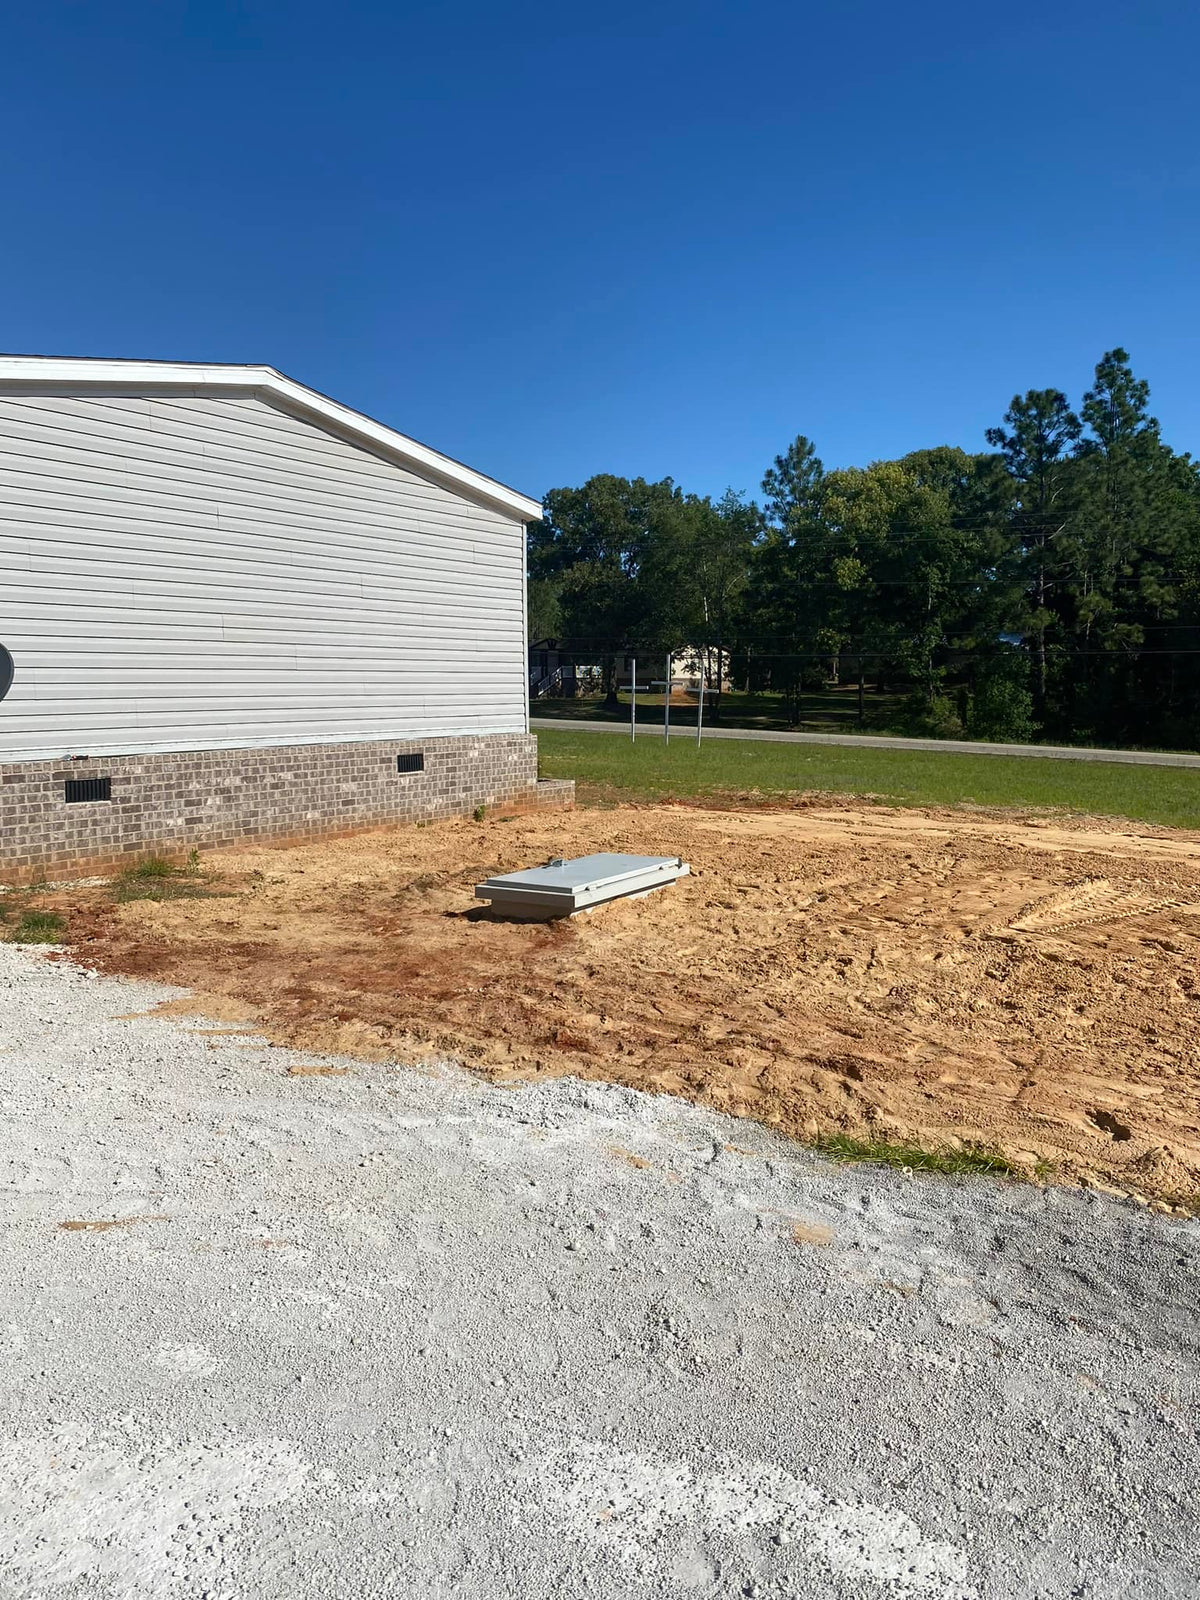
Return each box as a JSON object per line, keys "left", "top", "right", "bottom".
{"left": 0, "top": 646, "right": 12, "bottom": 703}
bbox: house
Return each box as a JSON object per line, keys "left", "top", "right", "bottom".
{"left": 528, "top": 639, "right": 579, "bottom": 698}
{"left": 0, "top": 356, "right": 561, "bottom": 879}
{"left": 621, "top": 648, "right": 734, "bottom": 695}
{"left": 528, "top": 643, "right": 733, "bottom": 699}
{"left": 527, "top": 640, "right": 605, "bottom": 698}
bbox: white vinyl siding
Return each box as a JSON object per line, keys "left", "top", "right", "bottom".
{"left": 0, "top": 389, "right": 529, "bottom": 760}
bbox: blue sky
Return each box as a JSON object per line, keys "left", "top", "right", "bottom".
{"left": 3, "top": 1, "right": 1198, "bottom": 505}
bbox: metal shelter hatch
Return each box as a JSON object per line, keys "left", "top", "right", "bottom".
{"left": 474, "top": 853, "right": 689, "bottom": 919}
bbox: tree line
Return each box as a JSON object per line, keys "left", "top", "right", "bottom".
{"left": 527, "top": 349, "right": 1200, "bottom": 749}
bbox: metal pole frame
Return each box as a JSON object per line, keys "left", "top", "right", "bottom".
{"left": 696, "top": 657, "right": 705, "bottom": 747}
{"left": 630, "top": 657, "right": 636, "bottom": 743}
{"left": 664, "top": 651, "right": 672, "bottom": 745}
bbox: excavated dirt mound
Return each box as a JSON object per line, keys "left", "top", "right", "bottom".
{"left": 60, "top": 801, "right": 1200, "bottom": 1203}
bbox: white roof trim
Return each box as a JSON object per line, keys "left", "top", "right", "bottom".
{"left": 0, "top": 355, "right": 543, "bottom": 523}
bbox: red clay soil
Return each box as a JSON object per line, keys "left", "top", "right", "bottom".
{"left": 52, "top": 800, "right": 1200, "bottom": 1206}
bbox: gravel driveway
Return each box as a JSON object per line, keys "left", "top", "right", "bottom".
{"left": 1, "top": 944, "right": 1197, "bottom": 1599}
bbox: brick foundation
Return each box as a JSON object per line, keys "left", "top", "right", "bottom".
{"left": 0, "top": 733, "right": 554, "bottom": 881}
{"left": 532, "top": 778, "right": 576, "bottom": 809}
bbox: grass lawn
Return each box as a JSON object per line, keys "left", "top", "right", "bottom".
{"left": 532, "top": 687, "right": 909, "bottom": 735}
{"left": 537, "top": 726, "right": 1200, "bottom": 830}
{"left": 533, "top": 689, "right": 1200, "bottom": 755}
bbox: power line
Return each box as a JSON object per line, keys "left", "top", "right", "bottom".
{"left": 537, "top": 642, "right": 1200, "bottom": 659}
{"left": 770, "top": 583, "right": 1195, "bottom": 597}
{"left": 757, "top": 521, "right": 1199, "bottom": 534}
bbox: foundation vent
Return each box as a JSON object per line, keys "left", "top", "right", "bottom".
{"left": 396, "top": 752, "right": 425, "bottom": 774}
{"left": 64, "top": 776, "right": 112, "bottom": 804}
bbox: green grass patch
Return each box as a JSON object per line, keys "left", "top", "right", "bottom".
{"left": 535, "top": 689, "right": 1199, "bottom": 752}
{"left": 808, "top": 1132, "right": 1029, "bottom": 1179}
{"left": 533, "top": 687, "right": 911, "bottom": 735}
{"left": 124, "top": 854, "right": 179, "bottom": 879}
{"left": 8, "top": 909, "right": 66, "bottom": 944}
{"left": 536, "top": 727, "right": 1200, "bottom": 830}
{"left": 112, "top": 852, "right": 210, "bottom": 903}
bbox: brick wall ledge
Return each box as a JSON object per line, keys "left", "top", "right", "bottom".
{"left": 533, "top": 778, "right": 575, "bottom": 808}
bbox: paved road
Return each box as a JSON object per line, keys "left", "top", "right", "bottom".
{"left": 532, "top": 717, "right": 1200, "bottom": 769}
{"left": 2, "top": 945, "right": 1199, "bottom": 1598}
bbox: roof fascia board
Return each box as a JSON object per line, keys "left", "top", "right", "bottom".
{"left": 250, "top": 379, "right": 542, "bottom": 523}
{"left": 0, "top": 357, "right": 543, "bottom": 523}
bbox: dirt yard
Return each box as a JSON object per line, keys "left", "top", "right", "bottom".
{"left": 57, "top": 800, "right": 1200, "bottom": 1205}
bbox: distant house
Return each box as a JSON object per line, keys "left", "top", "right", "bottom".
{"left": 528, "top": 640, "right": 580, "bottom": 698}
{"left": 529, "top": 642, "right": 732, "bottom": 698}
{"left": 651, "top": 648, "right": 733, "bottom": 694}
{"left": 0, "top": 356, "right": 549, "bottom": 878}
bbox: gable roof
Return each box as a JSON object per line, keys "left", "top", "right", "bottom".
{"left": 0, "top": 355, "right": 543, "bottom": 523}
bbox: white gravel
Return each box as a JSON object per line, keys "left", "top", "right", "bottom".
{"left": 0, "top": 943, "right": 1197, "bottom": 1599}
